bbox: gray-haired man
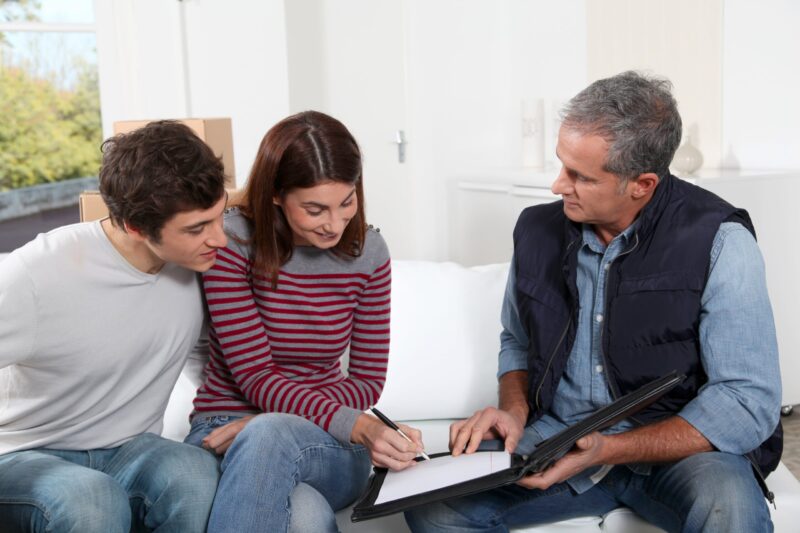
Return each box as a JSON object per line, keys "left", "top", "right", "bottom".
{"left": 406, "top": 71, "right": 781, "bottom": 533}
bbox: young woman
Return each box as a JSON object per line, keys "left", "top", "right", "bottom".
{"left": 185, "top": 111, "right": 423, "bottom": 532}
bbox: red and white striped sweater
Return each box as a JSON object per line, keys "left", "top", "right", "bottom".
{"left": 192, "top": 210, "right": 391, "bottom": 443}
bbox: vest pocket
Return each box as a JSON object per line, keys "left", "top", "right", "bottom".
{"left": 608, "top": 270, "right": 703, "bottom": 353}
{"left": 616, "top": 271, "right": 703, "bottom": 294}
{"left": 516, "top": 276, "right": 569, "bottom": 315}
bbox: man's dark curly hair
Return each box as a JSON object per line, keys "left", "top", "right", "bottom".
{"left": 99, "top": 120, "right": 226, "bottom": 243}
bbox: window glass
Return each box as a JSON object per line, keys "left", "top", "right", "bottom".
{"left": 1, "top": 0, "right": 94, "bottom": 24}
{"left": 1, "top": 31, "right": 100, "bottom": 192}
{"left": 0, "top": 0, "right": 99, "bottom": 252}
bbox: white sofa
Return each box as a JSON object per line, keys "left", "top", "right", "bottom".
{"left": 163, "top": 260, "right": 800, "bottom": 533}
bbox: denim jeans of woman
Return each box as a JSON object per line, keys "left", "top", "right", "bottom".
{"left": 0, "top": 432, "right": 219, "bottom": 532}
{"left": 186, "top": 412, "right": 372, "bottom": 533}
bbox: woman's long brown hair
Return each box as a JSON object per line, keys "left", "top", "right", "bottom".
{"left": 240, "top": 111, "right": 367, "bottom": 286}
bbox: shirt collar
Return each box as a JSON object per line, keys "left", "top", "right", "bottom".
{"left": 581, "top": 219, "right": 639, "bottom": 254}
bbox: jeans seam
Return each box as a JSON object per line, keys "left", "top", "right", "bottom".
{"left": 298, "top": 442, "right": 367, "bottom": 455}
{"left": 129, "top": 492, "right": 153, "bottom": 507}
{"left": 102, "top": 435, "right": 156, "bottom": 476}
{"left": 287, "top": 452, "right": 304, "bottom": 532}
{"left": 438, "top": 497, "right": 503, "bottom": 530}
{"left": 129, "top": 491, "right": 154, "bottom": 528}
{"left": 490, "top": 483, "right": 573, "bottom": 525}
{"left": 618, "top": 471, "right": 683, "bottom": 532}
{"left": 617, "top": 495, "right": 682, "bottom": 532}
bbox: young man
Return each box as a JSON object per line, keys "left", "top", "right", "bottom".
{"left": 0, "top": 121, "right": 228, "bottom": 532}
{"left": 406, "top": 72, "right": 782, "bottom": 533}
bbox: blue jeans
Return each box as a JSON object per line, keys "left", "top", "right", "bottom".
{"left": 404, "top": 452, "right": 772, "bottom": 533}
{"left": 185, "top": 413, "right": 372, "bottom": 533}
{"left": 0, "top": 432, "right": 219, "bottom": 533}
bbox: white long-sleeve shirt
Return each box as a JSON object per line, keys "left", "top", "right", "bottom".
{"left": 0, "top": 221, "right": 206, "bottom": 454}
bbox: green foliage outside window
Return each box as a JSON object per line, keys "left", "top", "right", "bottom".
{"left": 0, "top": 62, "right": 101, "bottom": 191}
{"left": 0, "top": 0, "right": 102, "bottom": 192}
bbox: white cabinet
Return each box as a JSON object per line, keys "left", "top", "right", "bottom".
{"left": 451, "top": 182, "right": 558, "bottom": 266}
{"left": 509, "top": 185, "right": 561, "bottom": 218}
{"left": 451, "top": 182, "right": 518, "bottom": 267}
{"left": 450, "top": 168, "right": 558, "bottom": 266}
{"left": 450, "top": 169, "right": 800, "bottom": 406}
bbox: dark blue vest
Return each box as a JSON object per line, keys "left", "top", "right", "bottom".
{"left": 513, "top": 174, "right": 782, "bottom": 476}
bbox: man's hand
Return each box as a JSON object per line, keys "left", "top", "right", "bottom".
{"left": 201, "top": 415, "right": 255, "bottom": 455}
{"left": 351, "top": 414, "right": 424, "bottom": 471}
{"left": 518, "top": 431, "right": 607, "bottom": 490}
{"left": 449, "top": 406, "right": 525, "bottom": 456}
{"left": 517, "top": 417, "right": 714, "bottom": 491}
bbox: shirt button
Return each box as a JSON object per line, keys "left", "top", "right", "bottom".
{"left": 595, "top": 365, "right": 604, "bottom": 373}
{"left": 595, "top": 314, "right": 604, "bottom": 323}
{"left": 604, "top": 263, "right": 611, "bottom": 271}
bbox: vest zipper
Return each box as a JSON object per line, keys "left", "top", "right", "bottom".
{"left": 745, "top": 453, "right": 776, "bottom": 508}
{"left": 534, "top": 237, "right": 579, "bottom": 413}
{"left": 600, "top": 232, "right": 640, "bottom": 402}
{"left": 534, "top": 315, "right": 573, "bottom": 413}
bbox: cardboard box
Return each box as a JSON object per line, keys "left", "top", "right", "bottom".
{"left": 79, "top": 191, "right": 109, "bottom": 222}
{"left": 113, "top": 118, "right": 236, "bottom": 188}
{"left": 78, "top": 189, "right": 243, "bottom": 223}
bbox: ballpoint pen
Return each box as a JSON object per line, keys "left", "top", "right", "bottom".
{"left": 370, "top": 407, "right": 431, "bottom": 461}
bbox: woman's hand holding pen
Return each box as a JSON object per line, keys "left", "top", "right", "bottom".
{"left": 351, "top": 414, "right": 424, "bottom": 471}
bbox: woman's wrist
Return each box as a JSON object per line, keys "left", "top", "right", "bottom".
{"left": 351, "top": 412, "right": 378, "bottom": 445}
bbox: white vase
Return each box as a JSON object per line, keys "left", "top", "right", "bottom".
{"left": 521, "top": 99, "right": 545, "bottom": 168}
{"left": 671, "top": 137, "right": 704, "bottom": 175}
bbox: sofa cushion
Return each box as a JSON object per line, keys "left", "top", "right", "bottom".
{"left": 374, "top": 260, "right": 510, "bottom": 421}
{"left": 163, "top": 370, "right": 196, "bottom": 442}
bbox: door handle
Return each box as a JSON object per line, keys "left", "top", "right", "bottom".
{"left": 393, "top": 130, "right": 407, "bottom": 163}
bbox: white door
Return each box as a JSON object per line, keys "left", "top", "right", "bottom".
{"left": 285, "top": 1, "right": 587, "bottom": 263}
{"left": 287, "top": 0, "right": 418, "bottom": 259}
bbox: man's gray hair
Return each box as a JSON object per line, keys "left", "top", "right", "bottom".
{"left": 561, "top": 71, "right": 682, "bottom": 182}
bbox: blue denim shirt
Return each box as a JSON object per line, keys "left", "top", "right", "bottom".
{"left": 499, "top": 222, "right": 781, "bottom": 493}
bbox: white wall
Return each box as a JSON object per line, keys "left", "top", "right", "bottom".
{"left": 282, "top": 0, "right": 587, "bottom": 261}
{"left": 95, "top": 0, "right": 290, "bottom": 186}
{"left": 406, "top": 0, "right": 587, "bottom": 176}
{"left": 586, "top": 0, "right": 724, "bottom": 168}
{"left": 585, "top": 0, "right": 800, "bottom": 171}
{"left": 404, "top": 0, "right": 587, "bottom": 260}
{"left": 722, "top": 0, "right": 800, "bottom": 169}
{"left": 95, "top": 0, "right": 187, "bottom": 136}
{"left": 182, "top": 0, "right": 290, "bottom": 185}
{"left": 95, "top": 0, "right": 800, "bottom": 257}
{"left": 284, "top": 0, "right": 325, "bottom": 112}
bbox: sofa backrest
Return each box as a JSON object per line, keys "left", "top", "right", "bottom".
{"left": 373, "top": 260, "right": 509, "bottom": 421}
{"left": 164, "top": 259, "right": 511, "bottom": 438}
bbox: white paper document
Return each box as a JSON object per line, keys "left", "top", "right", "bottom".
{"left": 374, "top": 451, "right": 512, "bottom": 504}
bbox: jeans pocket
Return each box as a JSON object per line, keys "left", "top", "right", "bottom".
{"left": 184, "top": 415, "right": 242, "bottom": 447}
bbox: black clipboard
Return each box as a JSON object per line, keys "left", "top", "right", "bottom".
{"left": 351, "top": 371, "right": 684, "bottom": 522}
